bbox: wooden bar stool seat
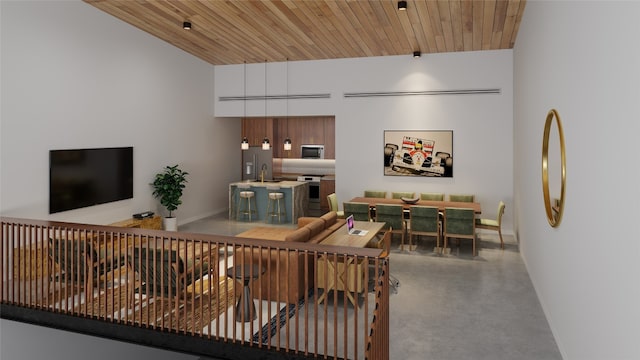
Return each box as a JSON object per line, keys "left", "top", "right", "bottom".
{"left": 236, "top": 183, "right": 257, "bottom": 221}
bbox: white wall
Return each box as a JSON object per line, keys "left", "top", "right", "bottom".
{"left": 0, "top": 2, "right": 238, "bottom": 356}
{"left": 215, "top": 51, "right": 514, "bottom": 232}
{"left": 514, "top": 1, "right": 640, "bottom": 359}
{"left": 0, "top": 0, "right": 239, "bottom": 226}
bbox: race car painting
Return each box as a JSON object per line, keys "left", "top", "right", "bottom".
{"left": 383, "top": 131, "right": 453, "bottom": 177}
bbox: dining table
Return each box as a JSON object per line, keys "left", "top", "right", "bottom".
{"left": 316, "top": 221, "right": 385, "bottom": 306}
{"left": 347, "top": 197, "right": 482, "bottom": 214}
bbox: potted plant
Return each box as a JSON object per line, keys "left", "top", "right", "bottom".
{"left": 151, "top": 164, "right": 188, "bottom": 231}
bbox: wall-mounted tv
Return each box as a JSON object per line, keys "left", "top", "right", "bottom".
{"left": 49, "top": 147, "right": 133, "bottom": 214}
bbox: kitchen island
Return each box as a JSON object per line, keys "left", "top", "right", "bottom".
{"left": 229, "top": 180, "right": 308, "bottom": 224}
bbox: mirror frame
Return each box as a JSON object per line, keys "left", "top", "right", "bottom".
{"left": 542, "top": 109, "right": 566, "bottom": 227}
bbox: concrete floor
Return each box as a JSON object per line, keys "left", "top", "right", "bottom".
{"left": 182, "top": 213, "right": 562, "bottom": 360}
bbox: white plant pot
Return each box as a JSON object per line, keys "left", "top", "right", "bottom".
{"left": 163, "top": 217, "right": 178, "bottom": 231}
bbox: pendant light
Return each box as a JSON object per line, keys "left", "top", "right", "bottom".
{"left": 283, "top": 58, "right": 292, "bottom": 151}
{"left": 241, "top": 61, "right": 249, "bottom": 150}
{"left": 262, "top": 137, "right": 270, "bottom": 150}
{"left": 262, "top": 60, "right": 270, "bottom": 150}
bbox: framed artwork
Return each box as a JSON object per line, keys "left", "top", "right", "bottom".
{"left": 383, "top": 130, "right": 453, "bottom": 177}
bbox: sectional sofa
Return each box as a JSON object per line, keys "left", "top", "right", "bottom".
{"left": 236, "top": 211, "right": 346, "bottom": 303}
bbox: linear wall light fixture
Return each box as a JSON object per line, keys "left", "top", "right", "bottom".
{"left": 220, "top": 94, "right": 330, "bottom": 101}
{"left": 343, "top": 88, "right": 502, "bottom": 98}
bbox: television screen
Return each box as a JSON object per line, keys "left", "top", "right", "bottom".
{"left": 49, "top": 147, "right": 133, "bottom": 214}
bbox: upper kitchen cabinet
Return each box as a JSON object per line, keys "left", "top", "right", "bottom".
{"left": 241, "top": 117, "right": 274, "bottom": 147}
{"left": 288, "top": 117, "right": 324, "bottom": 145}
{"left": 323, "top": 117, "right": 335, "bottom": 159}
{"left": 249, "top": 116, "right": 335, "bottom": 159}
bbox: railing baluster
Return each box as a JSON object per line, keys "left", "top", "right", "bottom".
{"left": 1, "top": 217, "right": 389, "bottom": 360}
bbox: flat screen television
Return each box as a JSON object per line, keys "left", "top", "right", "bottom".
{"left": 49, "top": 147, "right": 133, "bottom": 214}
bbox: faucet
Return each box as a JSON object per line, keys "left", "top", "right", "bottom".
{"left": 261, "top": 163, "right": 267, "bottom": 183}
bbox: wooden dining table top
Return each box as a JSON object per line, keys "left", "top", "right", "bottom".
{"left": 348, "top": 197, "right": 482, "bottom": 214}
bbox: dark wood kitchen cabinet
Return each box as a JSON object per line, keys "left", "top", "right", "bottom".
{"left": 243, "top": 116, "right": 334, "bottom": 158}
{"left": 241, "top": 117, "right": 273, "bottom": 147}
{"left": 323, "top": 117, "right": 335, "bottom": 159}
{"left": 287, "top": 117, "right": 325, "bottom": 145}
{"left": 319, "top": 178, "right": 335, "bottom": 212}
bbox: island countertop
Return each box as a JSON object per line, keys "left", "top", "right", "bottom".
{"left": 229, "top": 181, "right": 308, "bottom": 224}
{"left": 229, "top": 180, "right": 306, "bottom": 188}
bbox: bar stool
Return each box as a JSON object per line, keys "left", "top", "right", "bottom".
{"left": 265, "top": 185, "right": 286, "bottom": 223}
{"left": 236, "top": 183, "right": 257, "bottom": 221}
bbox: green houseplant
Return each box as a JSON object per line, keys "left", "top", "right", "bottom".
{"left": 151, "top": 165, "right": 188, "bottom": 230}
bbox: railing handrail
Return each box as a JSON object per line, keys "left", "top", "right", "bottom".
{"left": 0, "top": 217, "right": 383, "bottom": 257}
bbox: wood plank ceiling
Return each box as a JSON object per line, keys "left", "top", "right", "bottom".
{"left": 85, "top": 0, "right": 526, "bottom": 65}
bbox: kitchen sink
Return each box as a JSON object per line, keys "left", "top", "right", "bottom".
{"left": 250, "top": 179, "right": 281, "bottom": 183}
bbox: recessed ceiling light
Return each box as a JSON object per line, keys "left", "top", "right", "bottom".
{"left": 183, "top": 21, "right": 191, "bottom": 30}
{"left": 398, "top": 1, "right": 407, "bottom": 11}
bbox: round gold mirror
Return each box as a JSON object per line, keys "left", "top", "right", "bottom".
{"left": 542, "top": 109, "right": 566, "bottom": 227}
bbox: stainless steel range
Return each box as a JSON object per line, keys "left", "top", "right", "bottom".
{"left": 297, "top": 174, "right": 323, "bottom": 217}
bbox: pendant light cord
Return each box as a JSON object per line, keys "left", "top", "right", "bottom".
{"left": 243, "top": 61, "right": 246, "bottom": 119}
{"left": 264, "top": 60, "right": 267, "bottom": 121}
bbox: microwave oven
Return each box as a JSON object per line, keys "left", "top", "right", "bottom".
{"left": 301, "top": 145, "right": 324, "bottom": 159}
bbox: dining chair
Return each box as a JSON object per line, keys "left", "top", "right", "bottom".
{"left": 409, "top": 206, "right": 441, "bottom": 251}
{"left": 48, "top": 237, "right": 97, "bottom": 290}
{"left": 475, "top": 201, "right": 506, "bottom": 249}
{"left": 343, "top": 201, "right": 371, "bottom": 221}
{"left": 128, "top": 248, "right": 209, "bottom": 305}
{"left": 443, "top": 207, "right": 477, "bottom": 256}
{"left": 391, "top": 191, "right": 415, "bottom": 199}
{"left": 327, "top": 193, "right": 345, "bottom": 218}
{"left": 364, "top": 190, "right": 387, "bottom": 198}
{"left": 375, "top": 203, "right": 407, "bottom": 250}
{"left": 420, "top": 192, "right": 444, "bottom": 201}
{"left": 48, "top": 237, "right": 119, "bottom": 291}
{"left": 449, "top": 194, "right": 475, "bottom": 202}
{"left": 368, "top": 228, "right": 399, "bottom": 294}
{"left": 419, "top": 193, "right": 446, "bottom": 236}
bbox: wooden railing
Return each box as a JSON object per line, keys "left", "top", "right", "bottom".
{"left": 1, "top": 217, "right": 389, "bottom": 360}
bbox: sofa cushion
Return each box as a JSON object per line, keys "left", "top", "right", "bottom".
{"left": 306, "top": 219, "right": 325, "bottom": 239}
{"left": 320, "top": 211, "right": 337, "bottom": 227}
{"left": 284, "top": 227, "right": 311, "bottom": 242}
{"left": 297, "top": 217, "right": 324, "bottom": 228}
